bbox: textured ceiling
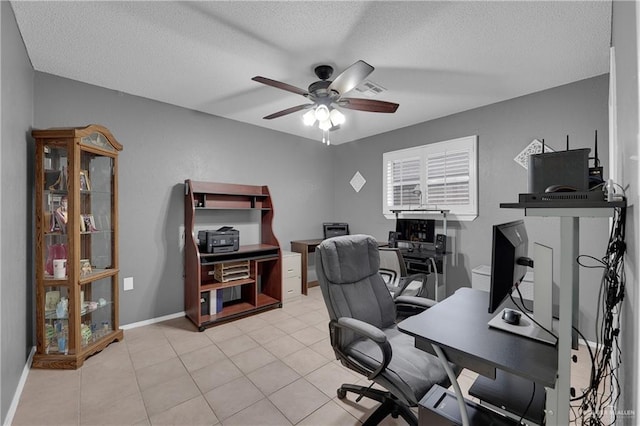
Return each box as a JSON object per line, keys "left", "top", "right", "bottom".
{"left": 11, "top": 1, "right": 611, "bottom": 145}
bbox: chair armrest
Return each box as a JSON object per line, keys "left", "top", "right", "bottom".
{"left": 338, "top": 317, "right": 387, "bottom": 343}
{"left": 397, "top": 273, "right": 429, "bottom": 298}
{"left": 395, "top": 295, "right": 437, "bottom": 310}
{"left": 330, "top": 318, "right": 392, "bottom": 381}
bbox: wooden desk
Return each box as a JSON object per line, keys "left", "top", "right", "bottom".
{"left": 290, "top": 239, "right": 323, "bottom": 295}
{"left": 291, "top": 238, "right": 390, "bottom": 295}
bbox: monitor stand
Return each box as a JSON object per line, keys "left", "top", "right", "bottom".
{"left": 488, "top": 242, "right": 557, "bottom": 346}
{"left": 488, "top": 308, "right": 557, "bottom": 345}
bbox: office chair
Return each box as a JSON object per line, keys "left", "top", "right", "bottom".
{"left": 315, "top": 234, "right": 458, "bottom": 426}
{"left": 378, "top": 247, "right": 430, "bottom": 299}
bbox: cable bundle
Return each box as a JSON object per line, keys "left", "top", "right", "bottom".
{"left": 574, "top": 203, "right": 627, "bottom": 425}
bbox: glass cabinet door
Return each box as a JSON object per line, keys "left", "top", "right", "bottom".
{"left": 43, "top": 144, "right": 69, "bottom": 280}
{"left": 79, "top": 277, "right": 116, "bottom": 348}
{"left": 43, "top": 285, "right": 70, "bottom": 354}
{"left": 79, "top": 150, "right": 114, "bottom": 275}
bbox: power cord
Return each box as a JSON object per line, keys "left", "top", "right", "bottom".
{"left": 509, "top": 291, "right": 558, "bottom": 346}
{"left": 518, "top": 381, "right": 536, "bottom": 425}
{"left": 572, "top": 199, "right": 626, "bottom": 425}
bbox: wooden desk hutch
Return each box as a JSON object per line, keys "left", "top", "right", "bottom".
{"left": 184, "top": 180, "right": 282, "bottom": 331}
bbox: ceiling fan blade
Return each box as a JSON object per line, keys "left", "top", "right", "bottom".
{"left": 263, "top": 104, "right": 314, "bottom": 120}
{"left": 328, "top": 60, "right": 374, "bottom": 95}
{"left": 338, "top": 98, "right": 399, "bottom": 113}
{"left": 252, "top": 76, "right": 309, "bottom": 97}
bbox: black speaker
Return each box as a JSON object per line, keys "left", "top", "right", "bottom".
{"left": 388, "top": 231, "right": 400, "bottom": 248}
{"left": 435, "top": 234, "right": 446, "bottom": 254}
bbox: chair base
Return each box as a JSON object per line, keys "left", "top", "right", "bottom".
{"left": 337, "top": 383, "right": 418, "bottom": 426}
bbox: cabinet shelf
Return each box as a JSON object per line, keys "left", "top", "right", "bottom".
{"left": 78, "top": 268, "right": 118, "bottom": 285}
{"left": 201, "top": 278, "right": 255, "bottom": 291}
{"left": 195, "top": 206, "right": 272, "bottom": 211}
{"left": 257, "top": 293, "right": 280, "bottom": 308}
{"left": 199, "top": 245, "right": 279, "bottom": 264}
{"left": 184, "top": 180, "right": 282, "bottom": 331}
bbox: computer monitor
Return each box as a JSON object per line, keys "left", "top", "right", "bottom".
{"left": 488, "top": 220, "right": 528, "bottom": 314}
{"left": 395, "top": 219, "right": 435, "bottom": 244}
{"left": 487, "top": 220, "right": 556, "bottom": 345}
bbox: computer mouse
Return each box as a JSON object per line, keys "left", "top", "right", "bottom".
{"left": 545, "top": 184, "right": 578, "bottom": 193}
{"left": 502, "top": 309, "right": 521, "bottom": 325}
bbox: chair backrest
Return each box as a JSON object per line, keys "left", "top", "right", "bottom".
{"left": 379, "top": 248, "right": 408, "bottom": 276}
{"left": 316, "top": 235, "right": 397, "bottom": 346}
{"left": 379, "top": 248, "right": 407, "bottom": 293}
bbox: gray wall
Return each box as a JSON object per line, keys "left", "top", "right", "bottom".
{"left": 33, "top": 73, "right": 335, "bottom": 326}
{"left": 1, "top": 2, "right": 34, "bottom": 423}
{"left": 2, "top": 3, "right": 637, "bottom": 421}
{"left": 612, "top": 0, "right": 639, "bottom": 422}
{"left": 333, "top": 75, "right": 611, "bottom": 342}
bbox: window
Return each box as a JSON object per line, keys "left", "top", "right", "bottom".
{"left": 383, "top": 135, "right": 478, "bottom": 221}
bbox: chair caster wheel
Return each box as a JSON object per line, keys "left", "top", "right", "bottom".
{"left": 337, "top": 389, "right": 347, "bottom": 399}
{"left": 198, "top": 326, "right": 205, "bottom": 332}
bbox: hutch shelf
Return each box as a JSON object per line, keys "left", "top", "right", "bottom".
{"left": 184, "top": 180, "right": 282, "bottom": 331}
{"left": 32, "top": 124, "right": 123, "bottom": 369}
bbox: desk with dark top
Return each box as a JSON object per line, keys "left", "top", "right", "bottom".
{"left": 291, "top": 239, "right": 446, "bottom": 297}
{"left": 290, "top": 239, "right": 323, "bottom": 295}
{"left": 398, "top": 288, "right": 558, "bottom": 423}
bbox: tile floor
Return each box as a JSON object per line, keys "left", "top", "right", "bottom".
{"left": 11, "top": 287, "right": 591, "bottom": 425}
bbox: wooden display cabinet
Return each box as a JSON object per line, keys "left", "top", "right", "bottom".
{"left": 184, "top": 180, "right": 282, "bottom": 331}
{"left": 32, "top": 125, "right": 124, "bottom": 369}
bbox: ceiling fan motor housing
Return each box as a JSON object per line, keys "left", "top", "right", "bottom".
{"left": 314, "top": 65, "right": 334, "bottom": 80}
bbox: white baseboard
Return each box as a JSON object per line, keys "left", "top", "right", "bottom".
{"left": 579, "top": 337, "right": 599, "bottom": 350}
{"left": 3, "top": 311, "right": 185, "bottom": 425}
{"left": 4, "top": 346, "right": 35, "bottom": 426}
{"left": 120, "top": 311, "right": 186, "bottom": 330}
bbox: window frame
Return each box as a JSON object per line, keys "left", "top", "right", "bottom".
{"left": 382, "top": 135, "right": 478, "bottom": 221}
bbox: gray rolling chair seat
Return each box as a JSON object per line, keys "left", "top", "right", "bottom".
{"left": 315, "top": 234, "right": 457, "bottom": 426}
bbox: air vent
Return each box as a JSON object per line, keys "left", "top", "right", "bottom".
{"left": 354, "top": 80, "right": 386, "bottom": 97}
{"left": 541, "top": 193, "right": 589, "bottom": 201}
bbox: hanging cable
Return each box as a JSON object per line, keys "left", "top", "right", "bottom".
{"left": 573, "top": 198, "right": 626, "bottom": 425}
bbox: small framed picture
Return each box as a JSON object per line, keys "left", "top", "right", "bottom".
{"left": 79, "top": 170, "right": 91, "bottom": 191}
{"left": 80, "top": 214, "right": 98, "bottom": 232}
{"left": 45, "top": 290, "right": 60, "bottom": 312}
{"left": 80, "top": 259, "right": 92, "bottom": 276}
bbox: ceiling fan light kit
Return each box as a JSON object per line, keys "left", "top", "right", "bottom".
{"left": 252, "top": 60, "right": 399, "bottom": 145}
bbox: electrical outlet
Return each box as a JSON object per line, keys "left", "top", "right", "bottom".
{"left": 124, "top": 277, "right": 134, "bottom": 291}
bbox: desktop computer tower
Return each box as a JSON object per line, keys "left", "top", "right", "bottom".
{"left": 419, "top": 385, "right": 518, "bottom": 426}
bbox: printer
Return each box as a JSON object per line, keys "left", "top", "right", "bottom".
{"left": 198, "top": 226, "right": 239, "bottom": 253}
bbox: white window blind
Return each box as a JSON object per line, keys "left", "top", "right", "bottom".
{"left": 426, "top": 149, "right": 470, "bottom": 205}
{"left": 383, "top": 135, "right": 478, "bottom": 221}
{"left": 386, "top": 156, "right": 421, "bottom": 207}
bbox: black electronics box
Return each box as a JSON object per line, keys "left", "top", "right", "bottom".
{"left": 323, "top": 223, "right": 349, "bottom": 239}
{"left": 435, "top": 234, "right": 446, "bottom": 254}
{"left": 419, "top": 385, "right": 518, "bottom": 426}
{"left": 198, "top": 227, "right": 239, "bottom": 253}
{"left": 528, "top": 148, "right": 590, "bottom": 193}
{"left": 200, "top": 291, "right": 210, "bottom": 316}
{"left": 518, "top": 190, "right": 605, "bottom": 207}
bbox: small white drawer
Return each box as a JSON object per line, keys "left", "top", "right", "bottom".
{"left": 282, "top": 251, "right": 301, "bottom": 278}
{"left": 283, "top": 276, "right": 301, "bottom": 300}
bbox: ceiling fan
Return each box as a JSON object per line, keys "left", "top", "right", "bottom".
{"left": 251, "top": 60, "right": 399, "bottom": 142}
